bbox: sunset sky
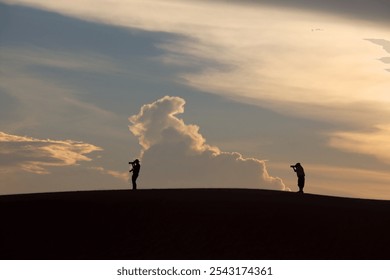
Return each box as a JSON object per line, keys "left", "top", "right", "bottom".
{"left": 1, "top": 0, "right": 390, "bottom": 199}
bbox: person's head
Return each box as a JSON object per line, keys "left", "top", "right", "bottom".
{"left": 296, "top": 162, "right": 301, "bottom": 166}
{"left": 134, "top": 159, "right": 139, "bottom": 164}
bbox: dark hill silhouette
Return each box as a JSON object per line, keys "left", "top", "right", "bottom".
{"left": 1, "top": 189, "right": 390, "bottom": 259}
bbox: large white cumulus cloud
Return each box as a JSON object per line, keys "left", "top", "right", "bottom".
{"left": 129, "top": 96, "right": 285, "bottom": 190}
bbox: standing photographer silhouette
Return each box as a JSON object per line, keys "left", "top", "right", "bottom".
{"left": 129, "top": 159, "right": 141, "bottom": 190}
{"left": 290, "top": 162, "right": 305, "bottom": 193}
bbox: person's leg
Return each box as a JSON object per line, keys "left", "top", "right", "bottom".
{"left": 132, "top": 174, "right": 137, "bottom": 190}
{"left": 298, "top": 176, "right": 305, "bottom": 193}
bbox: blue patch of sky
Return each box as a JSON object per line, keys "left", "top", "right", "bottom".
{"left": 0, "top": 3, "right": 224, "bottom": 116}
{"left": 0, "top": 3, "right": 165, "bottom": 57}
{"left": 0, "top": 86, "right": 19, "bottom": 121}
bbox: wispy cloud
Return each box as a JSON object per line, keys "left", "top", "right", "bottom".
{"left": 0, "top": 131, "right": 102, "bottom": 174}
{"left": 329, "top": 125, "right": 390, "bottom": 165}
{"left": 3, "top": 1, "right": 389, "bottom": 116}
{"left": 129, "top": 96, "right": 285, "bottom": 190}
{"left": 0, "top": 46, "right": 122, "bottom": 74}
{"left": 366, "top": 39, "right": 390, "bottom": 72}
{"left": 90, "top": 166, "right": 128, "bottom": 182}
{"left": 366, "top": 39, "right": 390, "bottom": 53}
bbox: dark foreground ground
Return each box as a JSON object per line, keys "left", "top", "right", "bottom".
{"left": 1, "top": 189, "right": 390, "bottom": 259}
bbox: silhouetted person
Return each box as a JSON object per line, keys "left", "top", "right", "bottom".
{"left": 290, "top": 162, "right": 305, "bottom": 193}
{"left": 129, "top": 159, "right": 141, "bottom": 190}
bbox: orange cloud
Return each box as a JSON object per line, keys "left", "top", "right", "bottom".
{"left": 328, "top": 125, "right": 390, "bottom": 164}
{"left": 0, "top": 132, "right": 102, "bottom": 174}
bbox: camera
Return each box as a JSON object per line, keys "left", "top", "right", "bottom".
{"left": 290, "top": 165, "right": 295, "bottom": 168}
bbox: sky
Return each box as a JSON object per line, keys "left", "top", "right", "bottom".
{"left": 1, "top": 0, "right": 390, "bottom": 199}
